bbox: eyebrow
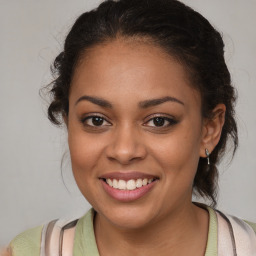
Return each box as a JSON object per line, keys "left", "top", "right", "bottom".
{"left": 139, "top": 96, "right": 184, "bottom": 108}
{"left": 75, "top": 95, "right": 184, "bottom": 108}
{"left": 75, "top": 95, "right": 112, "bottom": 108}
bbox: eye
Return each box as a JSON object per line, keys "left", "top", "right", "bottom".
{"left": 81, "top": 115, "right": 111, "bottom": 127}
{"left": 145, "top": 116, "right": 177, "bottom": 128}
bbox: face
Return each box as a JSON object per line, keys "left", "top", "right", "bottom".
{"left": 68, "top": 39, "right": 205, "bottom": 229}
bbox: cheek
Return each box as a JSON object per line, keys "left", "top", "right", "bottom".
{"left": 150, "top": 124, "right": 202, "bottom": 179}
{"left": 68, "top": 133, "right": 106, "bottom": 206}
{"left": 69, "top": 137, "right": 98, "bottom": 166}
{"left": 68, "top": 129, "right": 103, "bottom": 189}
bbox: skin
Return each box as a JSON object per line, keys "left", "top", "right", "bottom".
{"left": 67, "top": 38, "right": 225, "bottom": 256}
{"left": 0, "top": 248, "right": 12, "bottom": 256}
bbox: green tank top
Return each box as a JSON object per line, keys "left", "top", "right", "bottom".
{"left": 10, "top": 207, "right": 256, "bottom": 256}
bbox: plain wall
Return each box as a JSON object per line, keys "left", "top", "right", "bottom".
{"left": 0, "top": 0, "right": 255, "bottom": 246}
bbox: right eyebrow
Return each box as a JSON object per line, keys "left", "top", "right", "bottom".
{"left": 75, "top": 95, "right": 113, "bottom": 108}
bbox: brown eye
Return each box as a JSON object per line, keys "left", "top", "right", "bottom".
{"left": 145, "top": 116, "right": 177, "bottom": 128}
{"left": 82, "top": 115, "right": 111, "bottom": 127}
{"left": 153, "top": 117, "right": 165, "bottom": 126}
{"left": 91, "top": 116, "right": 104, "bottom": 126}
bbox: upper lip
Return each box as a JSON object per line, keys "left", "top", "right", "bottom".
{"left": 99, "top": 172, "right": 158, "bottom": 181}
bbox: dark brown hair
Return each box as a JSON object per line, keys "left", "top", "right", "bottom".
{"left": 47, "top": 0, "right": 238, "bottom": 206}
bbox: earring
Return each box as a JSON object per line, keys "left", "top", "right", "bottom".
{"left": 205, "top": 148, "right": 210, "bottom": 165}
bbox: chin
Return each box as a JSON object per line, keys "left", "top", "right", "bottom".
{"left": 97, "top": 203, "right": 158, "bottom": 230}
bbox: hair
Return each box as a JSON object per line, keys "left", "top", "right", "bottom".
{"left": 47, "top": 0, "right": 238, "bottom": 206}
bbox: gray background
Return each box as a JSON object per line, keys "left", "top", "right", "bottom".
{"left": 0, "top": 0, "right": 255, "bottom": 246}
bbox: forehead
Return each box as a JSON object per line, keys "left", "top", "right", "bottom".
{"left": 69, "top": 39, "right": 200, "bottom": 108}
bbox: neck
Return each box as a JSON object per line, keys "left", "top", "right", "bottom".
{"left": 94, "top": 202, "right": 209, "bottom": 256}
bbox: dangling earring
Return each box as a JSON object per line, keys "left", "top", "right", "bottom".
{"left": 205, "top": 148, "right": 210, "bottom": 165}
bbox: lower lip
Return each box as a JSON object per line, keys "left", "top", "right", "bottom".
{"left": 100, "top": 179, "right": 157, "bottom": 202}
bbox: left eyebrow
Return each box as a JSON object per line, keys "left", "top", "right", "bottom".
{"left": 138, "top": 96, "right": 184, "bottom": 108}
{"left": 75, "top": 95, "right": 184, "bottom": 109}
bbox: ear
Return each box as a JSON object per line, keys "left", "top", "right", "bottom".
{"left": 200, "top": 104, "right": 226, "bottom": 158}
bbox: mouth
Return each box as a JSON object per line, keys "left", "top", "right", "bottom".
{"left": 99, "top": 172, "right": 159, "bottom": 202}
{"left": 101, "top": 177, "right": 157, "bottom": 190}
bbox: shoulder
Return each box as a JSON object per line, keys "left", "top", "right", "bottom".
{"left": 214, "top": 208, "right": 256, "bottom": 236}
{"left": 73, "top": 209, "right": 99, "bottom": 255}
{"left": 215, "top": 209, "right": 256, "bottom": 254}
{"left": 10, "top": 225, "right": 43, "bottom": 256}
{"left": 9, "top": 212, "right": 88, "bottom": 256}
{"left": 203, "top": 203, "right": 256, "bottom": 234}
{"left": 244, "top": 220, "right": 256, "bottom": 234}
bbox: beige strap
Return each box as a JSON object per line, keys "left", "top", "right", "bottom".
{"left": 228, "top": 215, "right": 256, "bottom": 255}
{"left": 216, "top": 211, "right": 236, "bottom": 255}
{"left": 62, "top": 226, "right": 76, "bottom": 256}
{"left": 217, "top": 210, "right": 256, "bottom": 256}
{"left": 40, "top": 221, "right": 48, "bottom": 256}
{"left": 40, "top": 219, "right": 78, "bottom": 256}
{"left": 44, "top": 219, "right": 62, "bottom": 256}
{"left": 40, "top": 220, "right": 58, "bottom": 256}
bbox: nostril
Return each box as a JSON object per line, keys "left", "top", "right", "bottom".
{"left": 105, "top": 135, "right": 147, "bottom": 164}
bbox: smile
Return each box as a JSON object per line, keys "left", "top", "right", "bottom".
{"left": 104, "top": 178, "right": 155, "bottom": 190}
{"left": 99, "top": 173, "right": 158, "bottom": 202}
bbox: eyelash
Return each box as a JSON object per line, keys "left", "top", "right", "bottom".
{"left": 80, "top": 114, "right": 178, "bottom": 129}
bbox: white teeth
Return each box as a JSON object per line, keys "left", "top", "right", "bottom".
{"left": 107, "top": 179, "right": 113, "bottom": 187}
{"left": 127, "top": 180, "right": 136, "bottom": 190}
{"left": 118, "top": 180, "right": 127, "bottom": 190}
{"left": 113, "top": 179, "right": 118, "bottom": 188}
{"left": 105, "top": 177, "right": 155, "bottom": 190}
{"left": 136, "top": 179, "right": 142, "bottom": 188}
{"left": 142, "top": 178, "right": 148, "bottom": 186}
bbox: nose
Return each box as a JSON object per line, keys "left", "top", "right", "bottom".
{"left": 105, "top": 124, "right": 147, "bottom": 165}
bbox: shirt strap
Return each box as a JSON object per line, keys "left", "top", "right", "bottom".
{"left": 216, "top": 210, "right": 256, "bottom": 256}
{"left": 40, "top": 218, "right": 78, "bottom": 256}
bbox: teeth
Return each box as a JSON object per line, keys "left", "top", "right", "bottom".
{"left": 105, "top": 178, "right": 155, "bottom": 190}
{"left": 127, "top": 180, "right": 136, "bottom": 190}
{"left": 113, "top": 179, "right": 118, "bottom": 189}
{"left": 136, "top": 179, "right": 142, "bottom": 188}
{"left": 107, "top": 179, "right": 113, "bottom": 187}
{"left": 142, "top": 178, "right": 148, "bottom": 186}
{"left": 118, "top": 180, "right": 126, "bottom": 190}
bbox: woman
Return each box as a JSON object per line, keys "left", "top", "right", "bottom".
{"left": 8, "top": 0, "right": 256, "bottom": 255}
